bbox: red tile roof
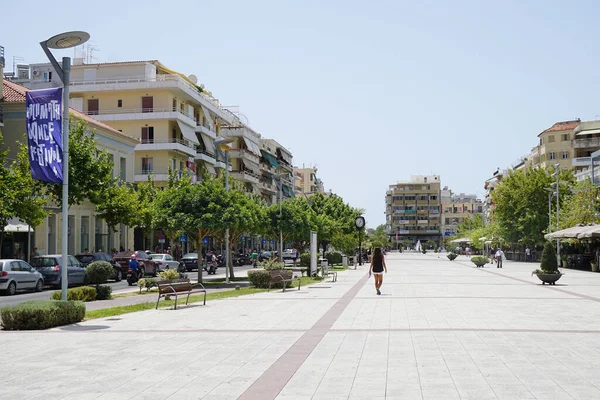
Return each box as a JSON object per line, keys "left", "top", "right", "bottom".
{"left": 539, "top": 119, "right": 580, "bottom": 136}
{"left": 2, "top": 79, "right": 137, "bottom": 142}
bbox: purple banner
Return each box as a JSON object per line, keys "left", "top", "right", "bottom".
{"left": 26, "top": 88, "right": 63, "bottom": 184}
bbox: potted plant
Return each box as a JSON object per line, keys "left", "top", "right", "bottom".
{"left": 447, "top": 252, "right": 458, "bottom": 261}
{"left": 591, "top": 261, "right": 599, "bottom": 273}
{"left": 532, "top": 241, "right": 562, "bottom": 285}
{"left": 470, "top": 256, "right": 488, "bottom": 268}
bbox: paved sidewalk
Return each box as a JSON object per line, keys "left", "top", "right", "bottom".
{"left": 2, "top": 253, "right": 600, "bottom": 399}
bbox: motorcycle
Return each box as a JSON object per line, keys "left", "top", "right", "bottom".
{"left": 206, "top": 261, "right": 217, "bottom": 275}
{"left": 126, "top": 268, "right": 142, "bottom": 286}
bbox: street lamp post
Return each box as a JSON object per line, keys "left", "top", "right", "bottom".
{"left": 355, "top": 216, "right": 365, "bottom": 265}
{"left": 40, "top": 31, "right": 89, "bottom": 301}
{"left": 215, "top": 137, "right": 234, "bottom": 283}
{"left": 275, "top": 173, "right": 290, "bottom": 262}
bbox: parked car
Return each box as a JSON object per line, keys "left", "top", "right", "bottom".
{"left": 31, "top": 255, "right": 86, "bottom": 288}
{"left": 282, "top": 249, "right": 298, "bottom": 260}
{"left": 180, "top": 253, "right": 199, "bottom": 272}
{"left": 259, "top": 251, "right": 273, "bottom": 261}
{"left": 0, "top": 259, "right": 45, "bottom": 295}
{"left": 75, "top": 252, "right": 122, "bottom": 282}
{"left": 148, "top": 253, "right": 180, "bottom": 272}
{"left": 113, "top": 250, "right": 157, "bottom": 277}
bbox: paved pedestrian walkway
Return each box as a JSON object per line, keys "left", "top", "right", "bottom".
{"left": 3, "top": 252, "right": 600, "bottom": 399}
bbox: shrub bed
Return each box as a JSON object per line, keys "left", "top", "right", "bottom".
{"left": 247, "top": 270, "right": 292, "bottom": 289}
{"left": 325, "top": 251, "right": 343, "bottom": 265}
{"left": 471, "top": 256, "right": 489, "bottom": 265}
{"left": 300, "top": 253, "right": 311, "bottom": 267}
{"left": 51, "top": 286, "right": 97, "bottom": 302}
{"left": 447, "top": 253, "right": 458, "bottom": 261}
{"left": 1, "top": 300, "right": 85, "bottom": 330}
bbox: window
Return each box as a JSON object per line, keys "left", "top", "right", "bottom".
{"left": 430, "top": 195, "right": 438, "bottom": 200}
{"left": 172, "top": 159, "right": 177, "bottom": 172}
{"left": 562, "top": 133, "right": 570, "bottom": 141}
{"left": 172, "top": 98, "right": 177, "bottom": 111}
{"left": 548, "top": 135, "right": 555, "bottom": 143}
{"left": 141, "top": 127, "right": 154, "bottom": 144}
{"left": 562, "top": 151, "right": 569, "bottom": 159}
{"left": 118, "top": 99, "right": 123, "bottom": 108}
{"left": 142, "top": 158, "right": 153, "bottom": 174}
{"left": 549, "top": 152, "right": 556, "bottom": 160}
{"left": 108, "top": 154, "right": 114, "bottom": 178}
{"left": 120, "top": 157, "right": 127, "bottom": 182}
{"left": 48, "top": 71, "right": 52, "bottom": 82}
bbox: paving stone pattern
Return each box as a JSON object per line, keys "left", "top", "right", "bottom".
{"left": 2, "top": 253, "right": 600, "bottom": 399}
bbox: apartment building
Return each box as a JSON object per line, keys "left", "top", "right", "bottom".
{"left": 14, "top": 59, "right": 239, "bottom": 185}
{"left": 258, "top": 140, "right": 280, "bottom": 205}
{"left": 294, "top": 166, "right": 325, "bottom": 197}
{"left": 220, "top": 125, "right": 263, "bottom": 195}
{"left": 261, "top": 138, "right": 294, "bottom": 199}
{"left": 0, "top": 45, "right": 4, "bottom": 128}
{"left": 1, "top": 80, "right": 138, "bottom": 256}
{"left": 440, "top": 188, "right": 483, "bottom": 237}
{"left": 385, "top": 175, "right": 442, "bottom": 247}
{"left": 524, "top": 120, "right": 579, "bottom": 171}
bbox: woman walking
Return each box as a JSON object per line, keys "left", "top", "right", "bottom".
{"left": 369, "top": 247, "right": 387, "bottom": 295}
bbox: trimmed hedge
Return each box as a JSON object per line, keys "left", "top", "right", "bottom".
{"left": 471, "top": 256, "right": 489, "bottom": 265}
{"left": 325, "top": 251, "right": 343, "bottom": 265}
{"left": 447, "top": 253, "right": 458, "bottom": 261}
{"left": 1, "top": 300, "right": 85, "bottom": 330}
{"left": 51, "top": 286, "right": 97, "bottom": 302}
{"left": 247, "top": 270, "right": 292, "bottom": 289}
{"left": 540, "top": 241, "right": 558, "bottom": 273}
{"left": 86, "top": 261, "right": 114, "bottom": 285}
{"left": 96, "top": 285, "right": 112, "bottom": 300}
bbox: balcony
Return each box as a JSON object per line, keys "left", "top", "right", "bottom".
{"left": 82, "top": 107, "right": 197, "bottom": 128}
{"left": 260, "top": 181, "right": 277, "bottom": 193}
{"left": 134, "top": 169, "right": 175, "bottom": 182}
{"left": 70, "top": 74, "right": 237, "bottom": 125}
{"left": 229, "top": 149, "right": 260, "bottom": 164}
{"left": 195, "top": 149, "right": 216, "bottom": 164}
{"left": 195, "top": 123, "right": 217, "bottom": 139}
{"left": 232, "top": 169, "right": 259, "bottom": 184}
{"left": 572, "top": 157, "right": 592, "bottom": 167}
{"left": 135, "top": 138, "right": 196, "bottom": 157}
{"left": 259, "top": 162, "right": 276, "bottom": 174}
{"left": 572, "top": 137, "right": 600, "bottom": 149}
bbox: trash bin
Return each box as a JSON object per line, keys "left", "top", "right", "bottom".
{"left": 342, "top": 256, "right": 348, "bottom": 267}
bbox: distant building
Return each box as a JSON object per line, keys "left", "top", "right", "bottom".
{"left": 385, "top": 175, "right": 441, "bottom": 247}
{"left": 293, "top": 166, "right": 325, "bottom": 197}
{"left": 440, "top": 188, "right": 484, "bottom": 237}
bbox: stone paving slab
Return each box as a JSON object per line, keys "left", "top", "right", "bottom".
{"left": 3, "top": 253, "right": 600, "bottom": 399}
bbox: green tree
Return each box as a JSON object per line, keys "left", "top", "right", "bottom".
{"left": 539, "top": 241, "right": 558, "bottom": 273}
{"left": 559, "top": 179, "right": 600, "bottom": 229}
{"left": 370, "top": 225, "right": 391, "bottom": 249}
{"left": 95, "top": 183, "right": 139, "bottom": 232}
{"left": 266, "top": 197, "right": 315, "bottom": 251}
{"left": 492, "top": 167, "right": 573, "bottom": 245}
{"left": 0, "top": 132, "right": 18, "bottom": 257}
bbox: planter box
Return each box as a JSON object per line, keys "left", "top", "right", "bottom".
{"left": 535, "top": 273, "right": 562, "bottom": 285}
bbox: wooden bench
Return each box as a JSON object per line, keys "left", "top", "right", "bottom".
{"left": 156, "top": 278, "right": 206, "bottom": 310}
{"left": 268, "top": 270, "right": 301, "bottom": 292}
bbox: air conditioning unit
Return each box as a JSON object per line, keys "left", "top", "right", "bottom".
{"left": 32, "top": 70, "right": 39, "bottom": 76}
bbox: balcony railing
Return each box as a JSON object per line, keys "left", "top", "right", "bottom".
{"left": 195, "top": 148, "right": 216, "bottom": 159}
{"left": 572, "top": 157, "right": 592, "bottom": 167}
{"left": 140, "top": 137, "right": 194, "bottom": 147}
{"left": 82, "top": 106, "right": 195, "bottom": 120}
{"left": 572, "top": 137, "right": 600, "bottom": 149}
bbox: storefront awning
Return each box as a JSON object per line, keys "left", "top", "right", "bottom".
{"left": 176, "top": 121, "right": 200, "bottom": 145}
{"left": 243, "top": 137, "right": 261, "bottom": 156}
{"left": 200, "top": 134, "right": 215, "bottom": 154}
{"left": 260, "top": 150, "right": 279, "bottom": 168}
{"left": 4, "top": 224, "right": 31, "bottom": 232}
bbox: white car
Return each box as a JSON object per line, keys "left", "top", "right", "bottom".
{"left": 0, "top": 259, "right": 45, "bottom": 295}
{"left": 148, "top": 254, "right": 180, "bottom": 272}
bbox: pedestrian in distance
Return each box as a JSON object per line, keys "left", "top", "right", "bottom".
{"left": 525, "top": 246, "right": 532, "bottom": 262}
{"left": 251, "top": 249, "right": 259, "bottom": 268}
{"left": 496, "top": 248, "right": 504, "bottom": 268}
{"left": 369, "top": 247, "right": 387, "bottom": 295}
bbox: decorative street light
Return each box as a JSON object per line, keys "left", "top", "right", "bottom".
{"left": 275, "top": 172, "right": 291, "bottom": 262}
{"left": 40, "top": 31, "right": 89, "bottom": 301}
{"left": 215, "top": 137, "right": 234, "bottom": 283}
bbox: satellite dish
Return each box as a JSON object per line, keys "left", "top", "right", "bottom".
{"left": 200, "top": 83, "right": 205, "bottom": 89}
{"left": 188, "top": 74, "right": 198, "bottom": 84}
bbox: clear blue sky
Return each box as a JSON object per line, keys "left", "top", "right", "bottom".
{"left": 3, "top": 0, "right": 599, "bottom": 227}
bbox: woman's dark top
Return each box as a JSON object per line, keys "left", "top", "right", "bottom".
{"left": 372, "top": 255, "right": 384, "bottom": 272}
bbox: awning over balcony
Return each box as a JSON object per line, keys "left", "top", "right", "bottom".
{"left": 200, "top": 105, "right": 214, "bottom": 127}
{"left": 282, "top": 185, "right": 294, "bottom": 197}
{"left": 576, "top": 129, "right": 600, "bottom": 136}
{"left": 243, "top": 137, "right": 261, "bottom": 156}
{"left": 251, "top": 183, "right": 262, "bottom": 195}
{"left": 200, "top": 134, "right": 215, "bottom": 154}
{"left": 204, "top": 164, "right": 217, "bottom": 176}
{"left": 260, "top": 150, "right": 279, "bottom": 168}
{"left": 244, "top": 162, "right": 261, "bottom": 176}
{"left": 176, "top": 121, "right": 200, "bottom": 145}
{"left": 277, "top": 149, "right": 292, "bottom": 165}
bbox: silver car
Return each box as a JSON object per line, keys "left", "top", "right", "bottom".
{"left": 0, "top": 259, "right": 45, "bottom": 295}
{"left": 148, "top": 254, "right": 180, "bottom": 272}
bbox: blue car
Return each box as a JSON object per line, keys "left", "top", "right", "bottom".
{"left": 31, "top": 255, "right": 86, "bottom": 288}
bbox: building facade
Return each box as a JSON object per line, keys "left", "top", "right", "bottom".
{"left": 293, "top": 166, "right": 325, "bottom": 197}
{"left": 385, "top": 175, "right": 442, "bottom": 247}
{"left": 440, "top": 188, "right": 484, "bottom": 237}
{"left": 1, "top": 79, "right": 138, "bottom": 258}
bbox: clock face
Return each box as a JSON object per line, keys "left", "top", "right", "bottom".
{"left": 355, "top": 216, "right": 365, "bottom": 229}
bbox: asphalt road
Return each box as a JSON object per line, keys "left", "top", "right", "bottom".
{"left": 0, "top": 264, "right": 259, "bottom": 308}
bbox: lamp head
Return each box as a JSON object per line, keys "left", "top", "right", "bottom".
{"left": 214, "top": 137, "right": 234, "bottom": 150}
{"left": 44, "top": 31, "right": 90, "bottom": 49}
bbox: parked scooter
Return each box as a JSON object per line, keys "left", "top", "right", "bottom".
{"left": 206, "top": 261, "right": 218, "bottom": 275}
{"left": 126, "top": 268, "right": 142, "bottom": 286}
